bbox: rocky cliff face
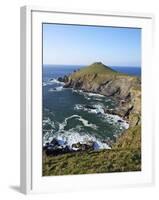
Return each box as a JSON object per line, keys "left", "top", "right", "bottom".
{"left": 62, "top": 62, "right": 141, "bottom": 150}
{"left": 63, "top": 62, "right": 141, "bottom": 127}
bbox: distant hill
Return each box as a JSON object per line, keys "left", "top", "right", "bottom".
{"left": 69, "top": 62, "right": 121, "bottom": 82}
{"left": 76, "top": 62, "right": 117, "bottom": 75}
{"left": 65, "top": 62, "right": 140, "bottom": 102}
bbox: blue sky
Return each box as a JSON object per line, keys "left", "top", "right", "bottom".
{"left": 43, "top": 23, "right": 141, "bottom": 67}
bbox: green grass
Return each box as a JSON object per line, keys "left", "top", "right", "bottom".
{"left": 43, "top": 148, "right": 141, "bottom": 176}
{"left": 114, "top": 125, "right": 141, "bottom": 149}
{"left": 42, "top": 125, "right": 141, "bottom": 176}
{"left": 70, "top": 62, "right": 118, "bottom": 80}
{"left": 78, "top": 62, "right": 117, "bottom": 75}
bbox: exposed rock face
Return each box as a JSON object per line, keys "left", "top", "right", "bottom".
{"left": 72, "top": 141, "right": 94, "bottom": 151}
{"left": 64, "top": 62, "right": 141, "bottom": 123}
{"left": 58, "top": 75, "right": 69, "bottom": 83}
{"left": 63, "top": 62, "right": 141, "bottom": 150}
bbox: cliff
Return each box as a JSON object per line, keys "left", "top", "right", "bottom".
{"left": 63, "top": 62, "right": 141, "bottom": 150}
{"left": 64, "top": 62, "right": 141, "bottom": 127}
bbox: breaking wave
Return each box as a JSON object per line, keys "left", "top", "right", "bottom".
{"left": 48, "top": 86, "right": 63, "bottom": 92}
{"left": 43, "top": 87, "right": 129, "bottom": 152}
{"left": 59, "top": 115, "right": 98, "bottom": 130}
{"left": 74, "top": 103, "right": 129, "bottom": 129}
{"left": 42, "top": 115, "right": 110, "bottom": 150}
{"left": 49, "top": 131, "right": 110, "bottom": 150}
{"left": 43, "top": 78, "right": 65, "bottom": 87}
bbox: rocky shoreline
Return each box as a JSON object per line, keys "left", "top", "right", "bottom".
{"left": 43, "top": 138, "right": 107, "bottom": 156}
{"left": 62, "top": 62, "right": 141, "bottom": 126}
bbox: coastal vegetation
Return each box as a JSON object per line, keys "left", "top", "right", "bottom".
{"left": 43, "top": 148, "right": 141, "bottom": 176}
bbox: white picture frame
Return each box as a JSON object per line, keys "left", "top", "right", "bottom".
{"left": 20, "top": 5, "right": 154, "bottom": 194}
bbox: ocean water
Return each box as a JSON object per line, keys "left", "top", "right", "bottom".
{"left": 42, "top": 65, "right": 140, "bottom": 150}
{"left": 111, "top": 66, "right": 141, "bottom": 76}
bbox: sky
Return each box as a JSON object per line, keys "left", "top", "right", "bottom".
{"left": 43, "top": 23, "right": 141, "bottom": 67}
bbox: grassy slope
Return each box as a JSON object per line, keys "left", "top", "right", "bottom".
{"left": 70, "top": 62, "right": 138, "bottom": 85}
{"left": 77, "top": 62, "right": 117, "bottom": 75}
{"left": 43, "top": 126, "right": 141, "bottom": 176}
{"left": 43, "top": 148, "right": 141, "bottom": 176}
{"left": 114, "top": 125, "right": 141, "bottom": 149}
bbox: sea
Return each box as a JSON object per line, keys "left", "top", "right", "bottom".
{"left": 42, "top": 65, "right": 141, "bottom": 150}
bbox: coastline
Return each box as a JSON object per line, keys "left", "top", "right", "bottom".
{"left": 42, "top": 62, "right": 141, "bottom": 175}
{"left": 43, "top": 80, "right": 130, "bottom": 154}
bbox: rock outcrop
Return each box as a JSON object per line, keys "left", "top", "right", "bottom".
{"left": 64, "top": 62, "right": 141, "bottom": 121}
{"left": 43, "top": 138, "right": 96, "bottom": 156}
{"left": 58, "top": 75, "right": 69, "bottom": 83}
{"left": 63, "top": 62, "right": 141, "bottom": 149}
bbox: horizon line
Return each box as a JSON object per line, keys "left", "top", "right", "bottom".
{"left": 43, "top": 63, "right": 141, "bottom": 68}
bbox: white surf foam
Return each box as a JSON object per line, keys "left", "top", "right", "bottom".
{"left": 49, "top": 78, "right": 65, "bottom": 85}
{"left": 43, "top": 115, "right": 110, "bottom": 150}
{"left": 48, "top": 86, "right": 64, "bottom": 92}
{"left": 77, "top": 116, "right": 97, "bottom": 129}
{"left": 73, "top": 90, "right": 105, "bottom": 100}
{"left": 93, "top": 104, "right": 105, "bottom": 114}
{"left": 103, "top": 113, "right": 129, "bottom": 129}
{"left": 59, "top": 114, "right": 97, "bottom": 131}
{"left": 74, "top": 103, "right": 129, "bottom": 130}
{"left": 74, "top": 103, "right": 105, "bottom": 114}
{"left": 85, "top": 92, "right": 105, "bottom": 98}
{"left": 47, "top": 130, "right": 110, "bottom": 150}
{"left": 43, "top": 82, "right": 47, "bottom": 86}
{"left": 56, "top": 86, "right": 63, "bottom": 91}
{"left": 43, "top": 117, "right": 55, "bottom": 129}
{"left": 43, "top": 78, "right": 65, "bottom": 87}
{"left": 74, "top": 104, "right": 84, "bottom": 110}
{"left": 48, "top": 88, "right": 55, "bottom": 92}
